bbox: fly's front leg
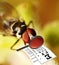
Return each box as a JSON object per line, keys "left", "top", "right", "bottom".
{"left": 27, "top": 21, "right": 34, "bottom": 28}
{"left": 10, "top": 39, "right": 20, "bottom": 50}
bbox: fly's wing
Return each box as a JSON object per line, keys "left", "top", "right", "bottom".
{"left": 0, "top": 20, "right": 11, "bottom": 36}
{"left": 0, "top": 2, "right": 19, "bottom": 19}
{"left": 0, "top": 2, "right": 19, "bottom": 36}
{"left": 0, "top": 18, "right": 19, "bottom": 36}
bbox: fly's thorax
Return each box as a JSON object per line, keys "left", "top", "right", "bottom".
{"left": 10, "top": 21, "right": 27, "bottom": 39}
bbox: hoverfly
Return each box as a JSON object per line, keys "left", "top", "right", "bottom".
{"left": 0, "top": 2, "right": 44, "bottom": 51}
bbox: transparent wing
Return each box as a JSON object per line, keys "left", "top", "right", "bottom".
{"left": 0, "top": 2, "right": 19, "bottom": 36}
{"left": 0, "top": 2, "right": 19, "bottom": 19}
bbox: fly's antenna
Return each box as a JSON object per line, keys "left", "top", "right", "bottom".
{"left": 27, "top": 21, "right": 35, "bottom": 29}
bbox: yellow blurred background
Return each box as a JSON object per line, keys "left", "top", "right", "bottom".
{"left": 0, "top": 0, "right": 59, "bottom": 65}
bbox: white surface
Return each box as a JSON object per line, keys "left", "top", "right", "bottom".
{"left": 23, "top": 45, "right": 56, "bottom": 65}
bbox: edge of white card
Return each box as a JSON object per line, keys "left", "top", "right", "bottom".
{"left": 16, "top": 45, "right": 56, "bottom": 65}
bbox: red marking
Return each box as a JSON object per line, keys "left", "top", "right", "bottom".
{"left": 27, "top": 28, "right": 36, "bottom": 36}
{"left": 29, "top": 36, "right": 44, "bottom": 49}
{"left": 22, "top": 31, "right": 30, "bottom": 43}
{"left": 22, "top": 28, "right": 44, "bottom": 49}
{"left": 22, "top": 28, "right": 36, "bottom": 44}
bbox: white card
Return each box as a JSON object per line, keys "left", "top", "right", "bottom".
{"left": 23, "top": 45, "right": 56, "bottom": 64}
{"left": 23, "top": 47, "right": 41, "bottom": 65}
